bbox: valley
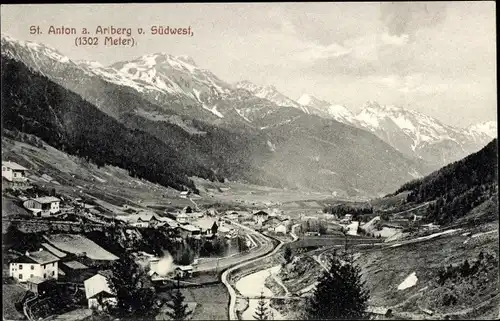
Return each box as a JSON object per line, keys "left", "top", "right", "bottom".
{"left": 1, "top": 23, "right": 498, "bottom": 321}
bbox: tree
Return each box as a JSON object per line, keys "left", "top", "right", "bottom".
{"left": 108, "top": 254, "right": 157, "bottom": 318}
{"left": 318, "top": 221, "right": 328, "bottom": 235}
{"left": 305, "top": 251, "right": 369, "bottom": 320}
{"left": 165, "top": 276, "right": 192, "bottom": 321}
{"left": 283, "top": 246, "right": 293, "bottom": 264}
{"left": 253, "top": 290, "right": 270, "bottom": 320}
{"left": 211, "top": 221, "right": 218, "bottom": 235}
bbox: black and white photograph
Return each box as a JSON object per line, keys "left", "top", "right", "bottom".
{"left": 1, "top": 2, "right": 498, "bottom": 320}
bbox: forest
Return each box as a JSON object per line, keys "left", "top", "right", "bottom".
{"left": 389, "top": 139, "right": 498, "bottom": 224}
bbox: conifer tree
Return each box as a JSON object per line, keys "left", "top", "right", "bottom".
{"left": 253, "top": 290, "right": 270, "bottom": 320}
{"left": 165, "top": 276, "right": 192, "bottom": 321}
{"left": 305, "top": 250, "right": 369, "bottom": 320}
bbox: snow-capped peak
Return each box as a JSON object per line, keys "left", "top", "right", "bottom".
{"left": 2, "top": 33, "right": 71, "bottom": 64}
{"left": 176, "top": 55, "right": 197, "bottom": 66}
{"left": 297, "top": 94, "right": 330, "bottom": 109}
{"left": 76, "top": 60, "right": 104, "bottom": 69}
{"left": 468, "top": 121, "right": 497, "bottom": 138}
{"left": 234, "top": 80, "right": 300, "bottom": 108}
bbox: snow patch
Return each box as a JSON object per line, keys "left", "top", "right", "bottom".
{"left": 202, "top": 103, "right": 224, "bottom": 118}
{"left": 398, "top": 272, "right": 418, "bottom": 290}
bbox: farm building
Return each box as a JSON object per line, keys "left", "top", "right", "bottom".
{"left": 253, "top": 210, "right": 269, "bottom": 225}
{"left": 2, "top": 161, "right": 28, "bottom": 182}
{"left": 84, "top": 272, "right": 117, "bottom": 310}
{"left": 274, "top": 223, "right": 288, "bottom": 235}
{"left": 60, "top": 260, "right": 93, "bottom": 283}
{"left": 41, "top": 243, "right": 68, "bottom": 259}
{"left": 23, "top": 196, "right": 61, "bottom": 216}
{"left": 176, "top": 224, "right": 201, "bottom": 238}
{"left": 9, "top": 249, "right": 60, "bottom": 282}
{"left": 26, "top": 277, "right": 57, "bottom": 295}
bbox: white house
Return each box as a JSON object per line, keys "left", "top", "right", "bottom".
{"left": 10, "top": 249, "right": 59, "bottom": 282}
{"left": 253, "top": 210, "right": 269, "bottom": 225}
{"left": 23, "top": 196, "right": 60, "bottom": 216}
{"left": 2, "top": 161, "right": 28, "bottom": 182}
{"left": 176, "top": 212, "right": 189, "bottom": 224}
{"left": 274, "top": 224, "right": 287, "bottom": 235}
{"left": 180, "top": 191, "right": 191, "bottom": 199}
{"left": 174, "top": 265, "right": 193, "bottom": 279}
{"left": 84, "top": 272, "right": 117, "bottom": 310}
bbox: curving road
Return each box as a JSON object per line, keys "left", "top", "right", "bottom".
{"left": 193, "top": 221, "right": 275, "bottom": 273}
{"left": 222, "top": 224, "right": 300, "bottom": 320}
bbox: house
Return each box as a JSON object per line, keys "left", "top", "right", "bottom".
{"left": 174, "top": 265, "right": 193, "bottom": 279}
{"left": 274, "top": 223, "right": 288, "bottom": 235}
{"left": 152, "top": 215, "right": 179, "bottom": 229}
{"left": 23, "top": 196, "right": 61, "bottom": 217}
{"left": 26, "top": 277, "right": 57, "bottom": 295}
{"left": 193, "top": 217, "right": 218, "bottom": 235}
{"left": 131, "top": 216, "right": 150, "bottom": 228}
{"left": 176, "top": 212, "right": 189, "bottom": 224}
{"left": 253, "top": 210, "right": 269, "bottom": 225}
{"left": 220, "top": 226, "right": 233, "bottom": 237}
{"left": 413, "top": 215, "right": 424, "bottom": 221}
{"left": 180, "top": 191, "right": 191, "bottom": 199}
{"left": 60, "top": 260, "right": 92, "bottom": 283}
{"left": 84, "top": 272, "right": 117, "bottom": 310}
{"left": 176, "top": 224, "right": 201, "bottom": 238}
{"left": 2, "top": 161, "right": 28, "bottom": 182}
{"left": 9, "top": 249, "right": 59, "bottom": 282}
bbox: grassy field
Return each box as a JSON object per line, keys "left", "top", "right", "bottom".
{"left": 157, "top": 283, "right": 229, "bottom": 320}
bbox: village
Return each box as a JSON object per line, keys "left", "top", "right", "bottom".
{"left": 2, "top": 159, "right": 453, "bottom": 321}
{"left": 1, "top": 160, "right": 307, "bottom": 320}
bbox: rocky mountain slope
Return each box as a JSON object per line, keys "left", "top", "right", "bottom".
{"left": 297, "top": 94, "right": 494, "bottom": 167}
{"left": 1, "top": 34, "right": 430, "bottom": 196}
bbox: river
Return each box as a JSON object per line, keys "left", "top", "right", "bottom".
{"left": 234, "top": 265, "right": 285, "bottom": 320}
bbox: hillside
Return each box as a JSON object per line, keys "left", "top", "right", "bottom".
{"left": 388, "top": 139, "right": 498, "bottom": 224}
{"left": 1, "top": 56, "right": 281, "bottom": 192}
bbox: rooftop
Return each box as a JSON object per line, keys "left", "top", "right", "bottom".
{"left": 176, "top": 265, "right": 193, "bottom": 271}
{"left": 34, "top": 196, "right": 60, "bottom": 204}
{"left": 18, "top": 250, "right": 59, "bottom": 264}
{"left": 27, "top": 276, "right": 48, "bottom": 285}
{"left": 193, "top": 217, "right": 217, "bottom": 230}
{"left": 254, "top": 210, "right": 269, "bottom": 216}
{"left": 2, "top": 161, "right": 28, "bottom": 171}
{"left": 178, "top": 224, "right": 200, "bottom": 232}
{"left": 63, "top": 260, "right": 89, "bottom": 270}
{"left": 41, "top": 243, "right": 67, "bottom": 258}
{"left": 84, "top": 273, "right": 116, "bottom": 299}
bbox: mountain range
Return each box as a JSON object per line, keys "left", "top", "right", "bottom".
{"left": 1, "top": 34, "right": 496, "bottom": 197}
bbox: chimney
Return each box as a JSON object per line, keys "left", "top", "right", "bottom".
{"left": 25, "top": 251, "right": 30, "bottom": 257}
{"left": 39, "top": 248, "right": 43, "bottom": 252}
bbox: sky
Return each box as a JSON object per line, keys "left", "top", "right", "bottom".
{"left": 1, "top": 2, "right": 497, "bottom": 128}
